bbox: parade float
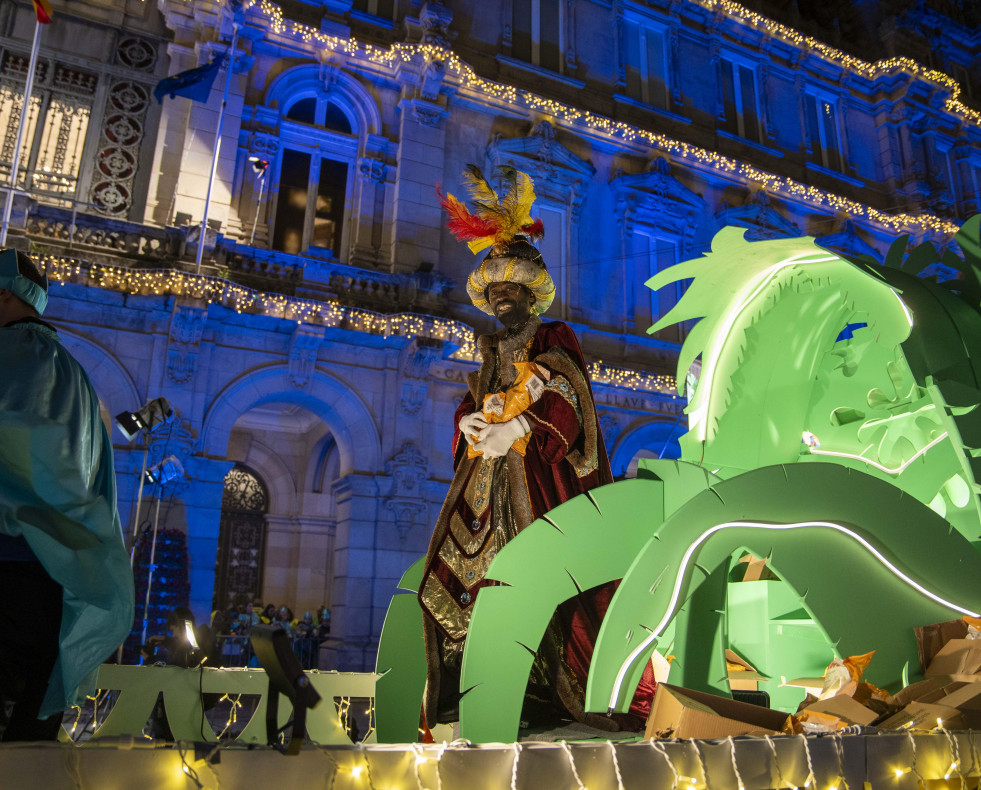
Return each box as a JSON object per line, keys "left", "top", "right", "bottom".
{"left": 6, "top": 220, "right": 981, "bottom": 790}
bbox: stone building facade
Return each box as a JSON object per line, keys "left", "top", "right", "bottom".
{"left": 0, "top": 0, "right": 977, "bottom": 669}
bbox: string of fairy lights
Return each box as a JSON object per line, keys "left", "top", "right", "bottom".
{"left": 39, "top": 253, "right": 682, "bottom": 396}
{"left": 211, "top": 0, "right": 972, "bottom": 238}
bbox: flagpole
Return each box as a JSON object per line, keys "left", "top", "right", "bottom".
{"left": 195, "top": 20, "right": 239, "bottom": 273}
{"left": 0, "top": 19, "right": 43, "bottom": 247}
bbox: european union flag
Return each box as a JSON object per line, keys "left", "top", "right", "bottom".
{"left": 153, "top": 54, "right": 226, "bottom": 104}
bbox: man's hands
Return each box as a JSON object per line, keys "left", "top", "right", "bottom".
{"left": 474, "top": 415, "right": 529, "bottom": 458}
{"left": 459, "top": 412, "right": 489, "bottom": 447}
{"left": 459, "top": 412, "right": 531, "bottom": 457}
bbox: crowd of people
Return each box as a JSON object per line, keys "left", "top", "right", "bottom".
{"left": 210, "top": 602, "right": 331, "bottom": 669}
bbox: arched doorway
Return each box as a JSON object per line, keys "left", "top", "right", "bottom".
{"left": 213, "top": 465, "right": 269, "bottom": 611}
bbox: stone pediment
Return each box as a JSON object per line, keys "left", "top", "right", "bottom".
{"left": 611, "top": 158, "right": 704, "bottom": 223}
{"left": 715, "top": 191, "right": 801, "bottom": 240}
{"left": 487, "top": 121, "right": 595, "bottom": 219}
{"left": 816, "top": 221, "right": 880, "bottom": 259}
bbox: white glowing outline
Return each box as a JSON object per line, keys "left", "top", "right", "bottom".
{"left": 892, "top": 289, "right": 914, "bottom": 328}
{"left": 689, "top": 252, "right": 840, "bottom": 442}
{"left": 607, "top": 519, "right": 980, "bottom": 711}
{"left": 808, "top": 432, "right": 949, "bottom": 474}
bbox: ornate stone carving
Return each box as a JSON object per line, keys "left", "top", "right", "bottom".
{"left": 90, "top": 77, "right": 152, "bottom": 216}
{"left": 288, "top": 324, "right": 324, "bottom": 388}
{"left": 487, "top": 123, "right": 594, "bottom": 223}
{"left": 598, "top": 411, "right": 621, "bottom": 448}
{"left": 249, "top": 133, "right": 279, "bottom": 156}
{"left": 358, "top": 157, "right": 387, "bottom": 183}
{"left": 420, "top": 1, "right": 453, "bottom": 46}
{"left": 320, "top": 63, "right": 340, "bottom": 98}
{"left": 402, "top": 337, "right": 443, "bottom": 380}
{"left": 611, "top": 157, "right": 705, "bottom": 240}
{"left": 385, "top": 499, "right": 427, "bottom": 542}
{"left": 386, "top": 441, "right": 429, "bottom": 496}
{"left": 399, "top": 337, "right": 441, "bottom": 414}
{"left": 714, "top": 190, "right": 801, "bottom": 241}
{"left": 419, "top": 59, "right": 446, "bottom": 101}
{"left": 147, "top": 413, "right": 195, "bottom": 494}
{"left": 166, "top": 304, "right": 207, "bottom": 384}
{"left": 400, "top": 384, "right": 427, "bottom": 415}
{"left": 385, "top": 441, "right": 430, "bottom": 539}
{"left": 413, "top": 103, "right": 445, "bottom": 128}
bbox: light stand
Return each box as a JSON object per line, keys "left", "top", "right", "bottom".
{"left": 114, "top": 397, "right": 174, "bottom": 662}
{"left": 248, "top": 156, "right": 268, "bottom": 247}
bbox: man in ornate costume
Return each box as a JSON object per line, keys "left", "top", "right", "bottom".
{"left": 419, "top": 167, "right": 634, "bottom": 729}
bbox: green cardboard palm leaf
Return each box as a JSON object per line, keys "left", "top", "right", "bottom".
{"left": 585, "top": 463, "right": 981, "bottom": 714}
{"left": 458, "top": 461, "right": 720, "bottom": 743}
{"left": 374, "top": 557, "right": 426, "bottom": 743}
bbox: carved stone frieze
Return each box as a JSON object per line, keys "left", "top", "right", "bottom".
{"left": 166, "top": 304, "right": 207, "bottom": 384}
{"left": 288, "top": 324, "right": 325, "bottom": 388}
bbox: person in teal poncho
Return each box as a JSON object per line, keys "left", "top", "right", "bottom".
{"left": 0, "top": 249, "right": 133, "bottom": 741}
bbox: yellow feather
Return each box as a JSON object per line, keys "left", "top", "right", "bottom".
{"left": 461, "top": 166, "right": 500, "bottom": 218}
{"left": 512, "top": 171, "right": 536, "bottom": 225}
{"left": 467, "top": 237, "right": 496, "bottom": 255}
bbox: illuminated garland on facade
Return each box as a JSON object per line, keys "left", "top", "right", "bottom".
{"left": 40, "top": 254, "right": 680, "bottom": 396}
{"left": 227, "top": 0, "right": 968, "bottom": 238}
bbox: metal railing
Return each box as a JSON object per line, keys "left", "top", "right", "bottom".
{"left": 213, "top": 632, "right": 324, "bottom": 670}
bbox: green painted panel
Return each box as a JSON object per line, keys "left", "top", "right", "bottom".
{"left": 586, "top": 464, "right": 981, "bottom": 714}
{"left": 374, "top": 557, "right": 427, "bottom": 744}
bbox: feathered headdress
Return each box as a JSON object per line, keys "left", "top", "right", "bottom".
{"left": 439, "top": 165, "right": 545, "bottom": 256}
{"left": 439, "top": 165, "right": 555, "bottom": 316}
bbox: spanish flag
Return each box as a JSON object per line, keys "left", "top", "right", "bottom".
{"left": 32, "top": 0, "right": 54, "bottom": 24}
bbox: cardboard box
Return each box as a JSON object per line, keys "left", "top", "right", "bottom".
{"left": 925, "top": 639, "right": 981, "bottom": 678}
{"left": 915, "top": 620, "right": 968, "bottom": 673}
{"left": 645, "top": 684, "right": 789, "bottom": 740}
{"left": 876, "top": 701, "right": 964, "bottom": 731}
{"left": 799, "top": 694, "right": 879, "bottom": 727}
{"left": 725, "top": 649, "right": 769, "bottom": 692}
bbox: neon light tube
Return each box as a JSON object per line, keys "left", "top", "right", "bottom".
{"left": 808, "top": 432, "right": 948, "bottom": 474}
{"left": 607, "top": 519, "right": 979, "bottom": 711}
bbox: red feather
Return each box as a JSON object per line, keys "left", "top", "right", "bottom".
{"left": 438, "top": 187, "right": 499, "bottom": 241}
{"left": 521, "top": 218, "right": 545, "bottom": 241}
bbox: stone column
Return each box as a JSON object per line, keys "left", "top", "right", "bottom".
{"left": 390, "top": 96, "right": 449, "bottom": 272}
{"left": 323, "top": 472, "right": 383, "bottom": 671}
{"left": 184, "top": 456, "right": 235, "bottom": 623}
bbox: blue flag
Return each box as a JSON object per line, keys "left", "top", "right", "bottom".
{"left": 153, "top": 54, "right": 226, "bottom": 104}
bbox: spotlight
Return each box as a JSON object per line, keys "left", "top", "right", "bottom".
{"left": 250, "top": 624, "right": 322, "bottom": 755}
{"left": 144, "top": 455, "right": 185, "bottom": 486}
{"left": 249, "top": 156, "right": 269, "bottom": 175}
{"left": 115, "top": 397, "right": 173, "bottom": 442}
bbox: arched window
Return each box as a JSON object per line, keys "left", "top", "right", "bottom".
{"left": 213, "top": 465, "right": 269, "bottom": 611}
{"left": 272, "top": 95, "right": 357, "bottom": 257}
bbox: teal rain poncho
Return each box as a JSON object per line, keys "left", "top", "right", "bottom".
{"left": 0, "top": 320, "right": 134, "bottom": 716}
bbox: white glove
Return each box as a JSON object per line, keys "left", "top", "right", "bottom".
{"left": 476, "top": 415, "right": 530, "bottom": 458}
{"left": 459, "top": 412, "right": 489, "bottom": 447}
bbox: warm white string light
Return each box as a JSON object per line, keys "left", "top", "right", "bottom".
{"left": 764, "top": 734, "right": 794, "bottom": 790}
{"left": 510, "top": 743, "right": 523, "bottom": 790}
{"left": 561, "top": 740, "right": 588, "bottom": 790}
{"left": 651, "top": 738, "right": 682, "bottom": 790}
{"left": 39, "top": 254, "right": 678, "bottom": 395}
{"left": 831, "top": 734, "right": 849, "bottom": 790}
{"left": 691, "top": 739, "right": 711, "bottom": 790}
{"left": 224, "top": 0, "right": 964, "bottom": 240}
{"left": 937, "top": 720, "right": 964, "bottom": 784}
{"left": 728, "top": 736, "right": 747, "bottom": 790}
{"left": 801, "top": 734, "right": 817, "bottom": 790}
{"left": 608, "top": 740, "right": 626, "bottom": 790}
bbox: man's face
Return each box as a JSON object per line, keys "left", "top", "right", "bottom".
{"left": 487, "top": 282, "right": 535, "bottom": 327}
